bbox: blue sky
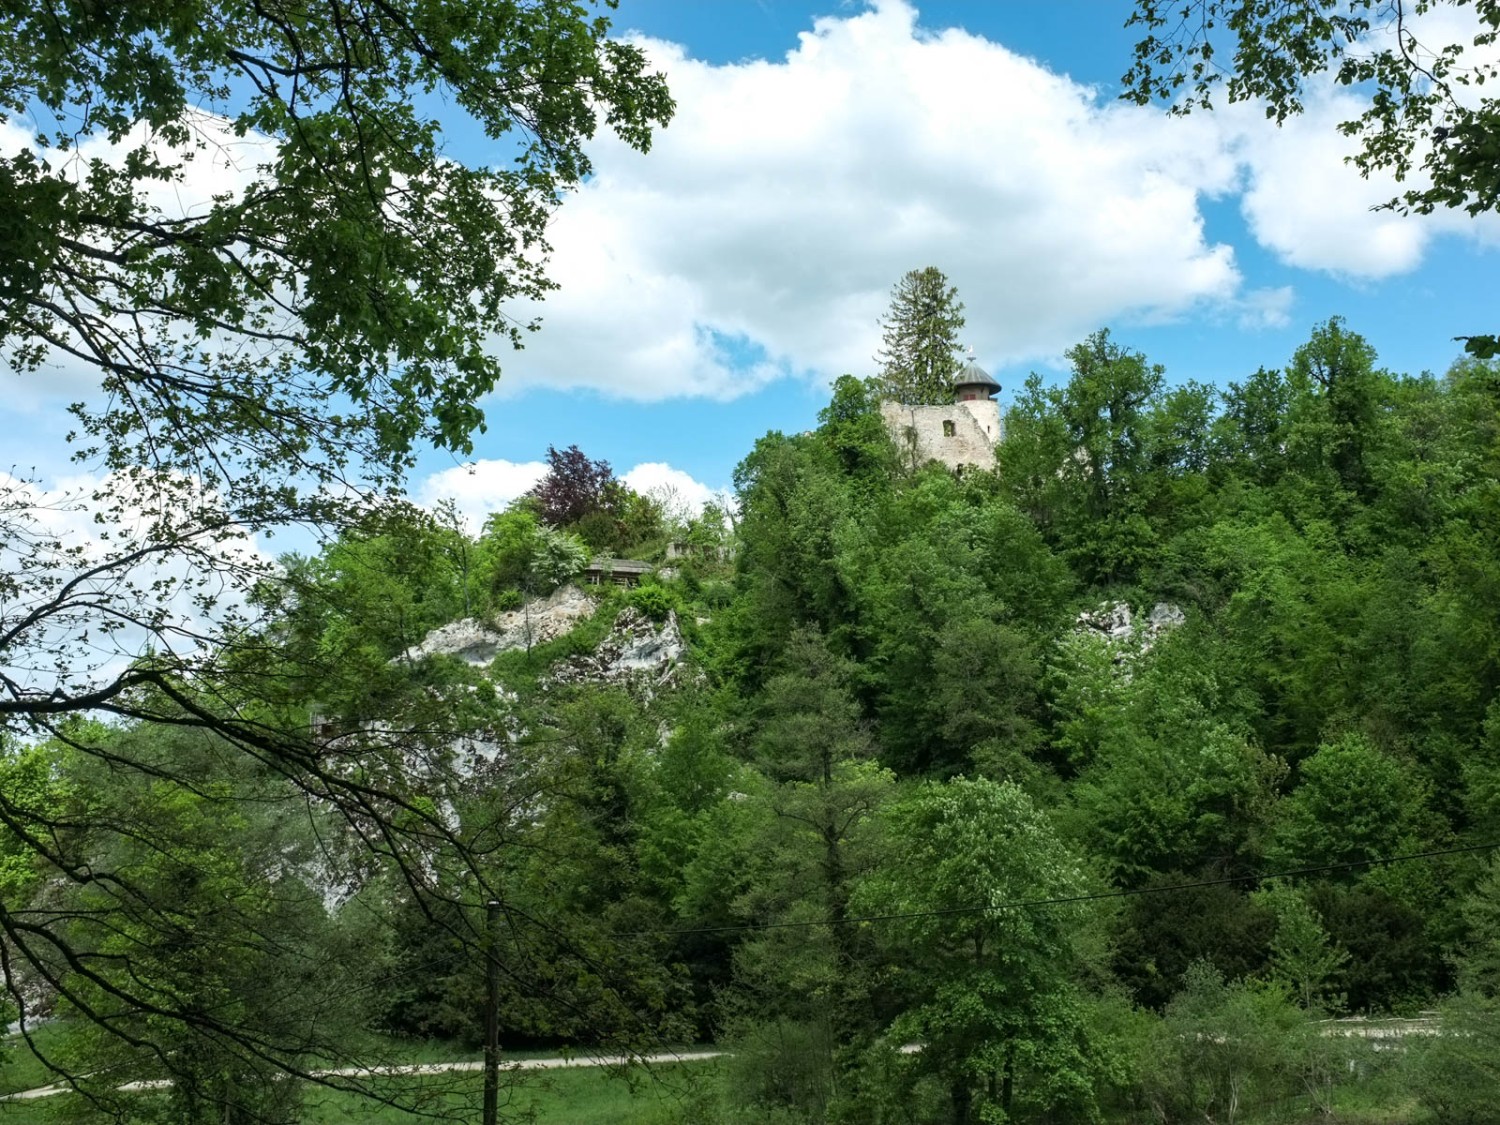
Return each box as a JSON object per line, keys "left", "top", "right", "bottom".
{"left": 408, "top": 0, "right": 1499, "bottom": 523}
{"left": 5, "top": 0, "right": 1498, "bottom": 528}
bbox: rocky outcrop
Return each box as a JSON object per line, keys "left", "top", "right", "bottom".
{"left": 405, "top": 584, "right": 596, "bottom": 666}
{"left": 404, "top": 618, "right": 507, "bottom": 666}
{"left": 406, "top": 586, "right": 688, "bottom": 688}
{"left": 397, "top": 592, "right": 687, "bottom": 798}
{"left": 1075, "top": 601, "right": 1135, "bottom": 643}
{"left": 1145, "top": 601, "right": 1186, "bottom": 636}
{"left": 1075, "top": 600, "right": 1184, "bottom": 654}
{"left": 551, "top": 607, "right": 685, "bottom": 690}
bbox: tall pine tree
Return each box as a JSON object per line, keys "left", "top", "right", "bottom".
{"left": 875, "top": 267, "right": 966, "bottom": 405}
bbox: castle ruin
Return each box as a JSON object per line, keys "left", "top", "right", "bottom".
{"left": 879, "top": 354, "right": 1002, "bottom": 472}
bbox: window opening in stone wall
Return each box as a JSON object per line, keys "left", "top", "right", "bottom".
{"left": 942, "top": 419, "right": 956, "bottom": 437}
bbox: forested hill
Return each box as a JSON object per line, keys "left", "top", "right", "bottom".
{"left": 659, "top": 319, "right": 1500, "bottom": 1120}
{"left": 708, "top": 320, "right": 1500, "bottom": 1009}
{"left": 9, "top": 318, "right": 1500, "bottom": 1123}
{"left": 363, "top": 316, "right": 1500, "bottom": 1118}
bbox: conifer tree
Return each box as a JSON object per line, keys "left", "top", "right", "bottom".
{"left": 875, "top": 267, "right": 966, "bottom": 405}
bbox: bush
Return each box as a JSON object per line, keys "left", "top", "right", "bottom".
{"left": 827, "top": 1041, "right": 946, "bottom": 1125}
{"left": 1140, "top": 962, "right": 1309, "bottom": 1124}
{"left": 630, "top": 583, "right": 675, "bottom": 623}
{"left": 717, "top": 1017, "right": 835, "bottom": 1123}
{"left": 1406, "top": 993, "right": 1500, "bottom": 1125}
{"left": 575, "top": 507, "right": 627, "bottom": 552}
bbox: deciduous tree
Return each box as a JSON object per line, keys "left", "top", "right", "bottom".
{"left": 1122, "top": 0, "right": 1500, "bottom": 355}
{"left": 852, "top": 778, "right": 1096, "bottom": 1124}
{"left": 0, "top": 0, "right": 672, "bottom": 1107}
{"left": 530, "top": 445, "right": 621, "bottom": 530}
{"left": 1002, "top": 330, "right": 1166, "bottom": 584}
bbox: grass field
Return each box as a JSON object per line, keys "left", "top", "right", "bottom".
{"left": 0, "top": 1023, "right": 69, "bottom": 1100}
{"left": 297, "top": 1059, "right": 720, "bottom": 1124}
{"left": 2, "top": 1023, "right": 1432, "bottom": 1124}
{"left": 2, "top": 1024, "right": 720, "bottom": 1124}
{"left": 1, "top": 1059, "right": 720, "bottom": 1124}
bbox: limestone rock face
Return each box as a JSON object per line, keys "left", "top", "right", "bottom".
{"left": 1075, "top": 601, "right": 1136, "bottom": 643}
{"left": 334, "top": 590, "right": 694, "bottom": 912}
{"left": 552, "top": 607, "right": 684, "bottom": 689}
{"left": 1075, "top": 600, "right": 1184, "bottom": 653}
{"left": 405, "top": 618, "right": 507, "bottom": 666}
{"left": 490, "top": 584, "right": 595, "bottom": 653}
{"left": 406, "top": 584, "right": 595, "bottom": 665}
{"left": 407, "top": 585, "right": 687, "bottom": 690}
{"left": 1146, "top": 602, "right": 1186, "bottom": 634}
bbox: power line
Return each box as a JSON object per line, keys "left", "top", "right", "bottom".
{"left": 624, "top": 839, "right": 1500, "bottom": 939}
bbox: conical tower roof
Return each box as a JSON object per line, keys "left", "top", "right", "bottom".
{"left": 952, "top": 348, "right": 999, "bottom": 396}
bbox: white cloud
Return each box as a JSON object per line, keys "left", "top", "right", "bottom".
{"left": 8, "top": 0, "right": 1498, "bottom": 426}
{"left": 1229, "top": 8, "right": 1500, "bottom": 278}
{"left": 489, "top": 0, "right": 1246, "bottom": 401}
{"left": 0, "top": 108, "right": 272, "bottom": 211}
{"left": 417, "top": 459, "right": 723, "bottom": 531}
{"left": 474, "top": 0, "right": 1500, "bottom": 402}
{"left": 1231, "top": 285, "right": 1296, "bottom": 331}
{"left": 70, "top": 110, "right": 274, "bottom": 217}
{"left": 416, "top": 460, "right": 549, "bottom": 531}
{"left": 622, "top": 462, "right": 722, "bottom": 515}
{"left": 0, "top": 469, "right": 276, "bottom": 700}
{"left": 1, "top": 110, "right": 281, "bottom": 410}
{"left": 1232, "top": 96, "right": 1440, "bottom": 279}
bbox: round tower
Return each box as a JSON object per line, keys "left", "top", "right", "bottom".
{"left": 952, "top": 347, "right": 1002, "bottom": 444}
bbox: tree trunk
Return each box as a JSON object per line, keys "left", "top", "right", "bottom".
{"left": 952, "top": 1077, "right": 973, "bottom": 1125}
{"left": 1002, "top": 1042, "right": 1015, "bottom": 1118}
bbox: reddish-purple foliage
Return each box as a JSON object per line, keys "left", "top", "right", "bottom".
{"left": 529, "top": 444, "right": 616, "bottom": 527}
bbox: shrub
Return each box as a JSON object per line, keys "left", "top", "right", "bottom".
{"left": 1406, "top": 993, "right": 1500, "bottom": 1125}
{"left": 630, "top": 584, "right": 674, "bottom": 623}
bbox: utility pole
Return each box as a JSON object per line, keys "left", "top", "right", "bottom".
{"left": 483, "top": 899, "right": 500, "bottom": 1125}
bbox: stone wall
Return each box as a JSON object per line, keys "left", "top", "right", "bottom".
{"left": 880, "top": 399, "right": 1002, "bottom": 471}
